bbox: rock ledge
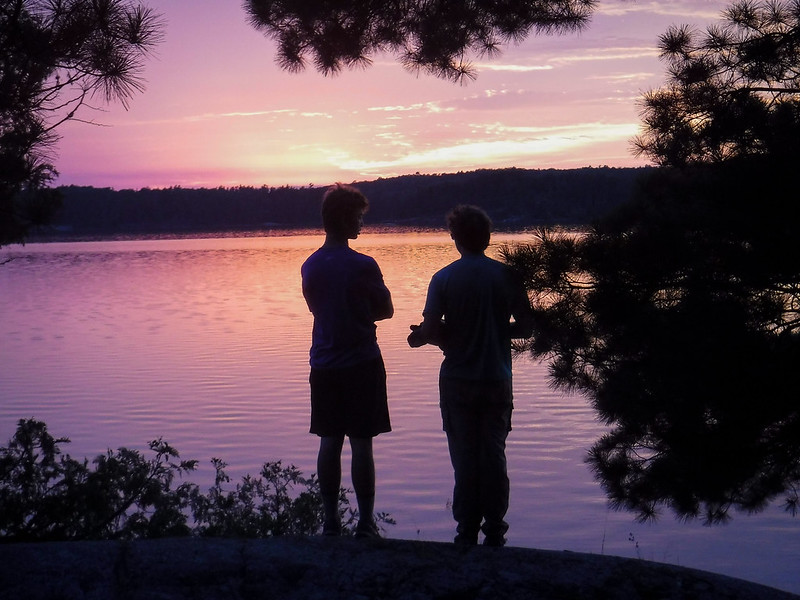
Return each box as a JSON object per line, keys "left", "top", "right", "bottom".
{"left": 0, "top": 537, "right": 796, "bottom": 600}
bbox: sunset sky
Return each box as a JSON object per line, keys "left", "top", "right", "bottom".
{"left": 55, "top": 1, "right": 727, "bottom": 190}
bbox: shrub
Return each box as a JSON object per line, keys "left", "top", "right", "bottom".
{"left": 0, "top": 419, "right": 393, "bottom": 541}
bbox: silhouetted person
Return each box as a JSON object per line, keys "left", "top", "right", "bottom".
{"left": 408, "top": 205, "right": 533, "bottom": 546}
{"left": 301, "top": 184, "right": 394, "bottom": 538}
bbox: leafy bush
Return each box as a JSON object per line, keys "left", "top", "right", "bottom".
{"left": 0, "top": 419, "right": 393, "bottom": 542}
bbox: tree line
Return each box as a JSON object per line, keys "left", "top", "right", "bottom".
{"left": 40, "top": 166, "right": 647, "bottom": 238}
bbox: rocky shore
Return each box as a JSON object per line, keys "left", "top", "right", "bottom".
{"left": 0, "top": 536, "right": 796, "bottom": 600}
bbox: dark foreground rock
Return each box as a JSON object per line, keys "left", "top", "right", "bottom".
{"left": 0, "top": 536, "right": 796, "bottom": 600}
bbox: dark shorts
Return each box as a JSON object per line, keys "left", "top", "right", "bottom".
{"left": 309, "top": 356, "right": 391, "bottom": 438}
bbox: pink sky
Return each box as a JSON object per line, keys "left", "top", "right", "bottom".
{"left": 55, "top": 1, "right": 726, "bottom": 190}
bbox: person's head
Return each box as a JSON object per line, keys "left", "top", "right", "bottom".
{"left": 321, "top": 184, "right": 369, "bottom": 239}
{"left": 446, "top": 204, "right": 492, "bottom": 253}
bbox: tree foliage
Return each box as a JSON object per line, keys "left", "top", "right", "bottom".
{"left": 505, "top": 161, "right": 800, "bottom": 524}
{"left": 0, "top": 0, "right": 163, "bottom": 247}
{"left": 505, "top": 0, "right": 800, "bottom": 524}
{"left": 633, "top": 0, "right": 800, "bottom": 166}
{"left": 0, "top": 419, "right": 392, "bottom": 541}
{"left": 0, "top": 419, "right": 196, "bottom": 540}
{"left": 243, "top": 0, "right": 595, "bottom": 82}
{"left": 191, "top": 458, "right": 329, "bottom": 537}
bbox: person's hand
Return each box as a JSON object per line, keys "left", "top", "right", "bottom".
{"left": 407, "top": 323, "right": 425, "bottom": 348}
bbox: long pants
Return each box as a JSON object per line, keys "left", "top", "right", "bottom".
{"left": 439, "top": 376, "right": 513, "bottom": 538}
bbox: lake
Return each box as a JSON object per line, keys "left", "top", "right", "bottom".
{"left": 1, "top": 230, "right": 798, "bottom": 594}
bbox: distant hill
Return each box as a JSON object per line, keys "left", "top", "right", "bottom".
{"left": 46, "top": 166, "right": 653, "bottom": 238}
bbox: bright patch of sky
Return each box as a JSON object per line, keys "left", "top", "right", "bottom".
{"left": 55, "top": 0, "right": 729, "bottom": 189}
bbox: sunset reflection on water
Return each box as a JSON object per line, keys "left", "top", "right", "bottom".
{"left": 1, "top": 231, "right": 798, "bottom": 594}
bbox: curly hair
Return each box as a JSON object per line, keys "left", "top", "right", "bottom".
{"left": 321, "top": 184, "right": 369, "bottom": 234}
{"left": 446, "top": 204, "right": 492, "bottom": 252}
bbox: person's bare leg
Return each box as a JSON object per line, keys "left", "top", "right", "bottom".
{"left": 350, "top": 437, "right": 377, "bottom": 535}
{"left": 318, "top": 435, "right": 345, "bottom": 534}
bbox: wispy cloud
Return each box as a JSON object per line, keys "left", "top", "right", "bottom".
{"left": 550, "top": 47, "right": 659, "bottom": 64}
{"left": 119, "top": 108, "right": 334, "bottom": 127}
{"left": 599, "top": 0, "right": 722, "bottom": 20}
{"left": 589, "top": 72, "right": 656, "bottom": 83}
{"left": 442, "top": 88, "right": 582, "bottom": 112}
{"left": 474, "top": 63, "right": 554, "bottom": 72}
{"left": 183, "top": 109, "right": 296, "bottom": 122}
{"left": 331, "top": 121, "right": 640, "bottom": 174}
{"left": 367, "top": 102, "right": 451, "bottom": 114}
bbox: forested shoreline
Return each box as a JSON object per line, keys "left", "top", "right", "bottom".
{"left": 37, "top": 166, "right": 650, "bottom": 239}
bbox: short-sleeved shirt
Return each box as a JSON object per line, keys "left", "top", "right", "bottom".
{"left": 423, "top": 253, "right": 528, "bottom": 381}
{"left": 301, "top": 245, "right": 391, "bottom": 369}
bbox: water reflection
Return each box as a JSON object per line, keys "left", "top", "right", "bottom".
{"left": 1, "top": 232, "right": 798, "bottom": 593}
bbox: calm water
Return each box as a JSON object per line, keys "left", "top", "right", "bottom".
{"left": 1, "top": 231, "right": 798, "bottom": 593}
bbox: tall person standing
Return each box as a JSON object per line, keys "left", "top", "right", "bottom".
{"left": 301, "top": 184, "right": 394, "bottom": 538}
{"left": 408, "top": 205, "right": 534, "bottom": 547}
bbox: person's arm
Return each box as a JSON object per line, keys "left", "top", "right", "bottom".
{"left": 408, "top": 274, "right": 446, "bottom": 348}
{"left": 509, "top": 281, "right": 534, "bottom": 339}
{"left": 365, "top": 258, "right": 394, "bottom": 321}
{"left": 372, "top": 288, "right": 394, "bottom": 321}
{"left": 408, "top": 315, "right": 446, "bottom": 348}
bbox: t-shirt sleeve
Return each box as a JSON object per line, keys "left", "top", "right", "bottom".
{"left": 422, "top": 272, "right": 444, "bottom": 320}
{"left": 359, "top": 256, "right": 393, "bottom": 321}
